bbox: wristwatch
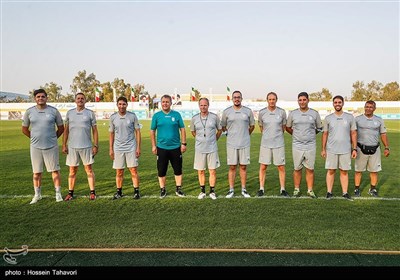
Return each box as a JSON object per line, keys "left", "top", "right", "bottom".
{"left": 93, "top": 144, "right": 98, "bottom": 148}
{"left": 385, "top": 147, "right": 390, "bottom": 151}
{"left": 352, "top": 148, "right": 357, "bottom": 152}
{"left": 181, "top": 143, "right": 187, "bottom": 146}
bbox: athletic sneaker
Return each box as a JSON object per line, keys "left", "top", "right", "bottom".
{"left": 326, "top": 192, "right": 333, "bottom": 200}
{"left": 64, "top": 194, "right": 73, "bottom": 201}
{"left": 342, "top": 193, "right": 353, "bottom": 201}
{"left": 307, "top": 190, "right": 317, "bottom": 199}
{"left": 55, "top": 192, "right": 63, "bottom": 202}
{"left": 113, "top": 192, "right": 123, "bottom": 200}
{"left": 241, "top": 189, "right": 251, "bottom": 198}
{"left": 133, "top": 190, "right": 140, "bottom": 200}
{"left": 354, "top": 188, "right": 361, "bottom": 197}
{"left": 368, "top": 188, "right": 378, "bottom": 197}
{"left": 89, "top": 193, "right": 96, "bottom": 200}
{"left": 293, "top": 189, "right": 301, "bottom": 197}
{"left": 209, "top": 192, "right": 217, "bottom": 200}
{"left": 257, "top": 189, "right": 264, "bottom": 197}
{"left": 175, "top": 188, "right": 185, "bottom": 197}
{"left": 280, "top": 190, "right": 290, "bottom": 197}
{"left": 198, "top": 192, "right": 206, "bottom": 199}
{"left": 226, "top": 190, "right": 234, "bottom": 198}
{"left": 30, "top": 195, "right": 42, "bottom": 205}
{"left": 160, "top": 188, "right": 167, "bottom": 199}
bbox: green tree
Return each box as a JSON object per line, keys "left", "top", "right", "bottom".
{"left": 381, "top": 82, "right": 400, "bottom": 101}
{"left": 30, "top": 82, "right": 63, "bottom": 102}
{"left": 351, "top": 80, "right": 382, "bottom": 101}
{"left": 132, "top": 84, "right": 145, "bottom": 101}
{"left": 97, "top": 82, "right": 113, "bottom": 102}
{"left": 309, "top": 88, "right": 332, "bottom": 101}
{"left": 70, "top": 70, "right": 100, "bottom": 102}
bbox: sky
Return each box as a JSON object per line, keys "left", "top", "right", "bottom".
{"left": 1, "top": 0, "right": 399, "bottom": 101}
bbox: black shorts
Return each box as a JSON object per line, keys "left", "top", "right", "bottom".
{"left": 156, "top": 147, "right": 182, "bottom": 177}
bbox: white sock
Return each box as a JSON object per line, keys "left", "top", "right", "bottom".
{"left": 34, "top": 187, "right": 41, "bottom": 196}
{"left": 55, "top": 186, "right": 61, "bottom": 193}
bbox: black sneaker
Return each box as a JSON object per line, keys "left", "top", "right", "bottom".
{"left": 113, "top": 192, "right": 123, "bottom": 200}
{"left": 160, "top": 188, "right": 167, "bottom": 199}
{"left": 257, "top": 189, "right": 264, "bottom": 197}
{"left": 280, "top": 190, "right": 290, "bottom": 197}
{"left": 368, "top": 188, "right": 378, "bottom": 197}
{"left": 342, "top": 193, "right": 353, "bottom": 201}
{"left": 326, "top": 192, "right": 333, "bottom": 200}
{"left": 133, "top": 189, "right": 140, "bottom": 200}
{"left": 175, "top": 188, "right": 185, "bottom": 197}
{"left": 354, "top": 189, "right": 361, "bottom": 197}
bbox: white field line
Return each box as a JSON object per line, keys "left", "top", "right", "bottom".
{"left": 20, "top": 247, "right": 400, "bottom": 255}
{"left": 1, "top": 194, "right": 400, "bottom": 201}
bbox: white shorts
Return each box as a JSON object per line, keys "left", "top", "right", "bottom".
{"left": 194, "top": 150, "right": 221, "bottom": 170}
{"left": 226, "top": 146, "right": 250, "bottom": 166}
{"left": 259, "top": 146, "right": 285, "bottom": 166}
{"left": 325, "top": 152, "right": 352, "bottom": 171}
{"left": 292, "top": 148, "right": 316, "bottom": 170}
{"left": 66, "top": 147, "right": 94, "bottom": 166}
{"left": 30, "top": 145, "right": 60, "bottom": 173}
{"left": 355, "top": 146, "right": 382, "bottom": 172}
{"left": 113, "top": 151, "right": 138, "bottom": 169}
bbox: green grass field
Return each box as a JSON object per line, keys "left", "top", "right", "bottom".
{"left": 0, "top": 119, "right": 399, "bottom": 254}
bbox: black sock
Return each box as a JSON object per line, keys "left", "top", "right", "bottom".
{"left": 90, "top": 190, "right": 96, "bottom": 195}
{"left": 117, "top": 188, "right": 122, "bottom": 195}
{"left": 134, "top": 188, "right": 139, "bottom": 193}
{"left": 370, "top": 185, "right": 376, "bottom": 190}
{"left": 176, "top": 186, "right": 181, "bottom": 191}
{"left": 68, "top": 190, "right": 74, "bottom": 196}
{"left": 200, "top": 186, "right": 206, "bottom": 193}
{"left": 355, "top": 186, "right": 360, "bottom": 189}
{"left": 210, "top": 187, "right": 215, "bottom": 193}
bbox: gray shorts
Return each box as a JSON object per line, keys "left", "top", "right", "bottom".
{"left": 226, "top": 146, "right": 250, "bottom": 166}
{"left": 292, "top": 148, "right": 316, "bottom": 170}
{"left": 259, "top": 146, "right": 285, "bottom": 166}
{"left": 30, "top": 145, "right": 60, "bottom": 173}
{"left": 66, "top": 147, "right": 94, "bottom": 166}
{"left": 325, "top": 152, "right": 352, "bottom": 170}
{"left": 194, "top": 150, "right": 221, "bottom": 170}
{"left": 113, "top": 151, "right": 138, "bottom": 169}
{"left": 355, "top": 146, "right": 382, "bottom": 172}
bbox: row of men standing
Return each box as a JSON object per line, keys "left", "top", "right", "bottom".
{"left": 22, "top": 89, "right": 390, "bottom": 204}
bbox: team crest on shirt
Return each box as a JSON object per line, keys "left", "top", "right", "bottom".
{"left": 374, "top": 121, "right": 378, "bottom": 126}
{"left": 46, "top": 114, "right": 50, "bottom": 118}
{"left": 309, "top": 116, "right": 313, "bottom": 121}
{"left": 172, "top": 117, "right": 175, "bottom": 122}
{"left": 126, "top": 119, "right": 131, "bottom": 124}
{"left": 343, "top": 120, "right": 347, "bottom": 125}
{"left": 83, "top": 116, "right": 88, "bottom": 120}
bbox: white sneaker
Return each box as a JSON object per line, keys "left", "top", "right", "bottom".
{"left": 30, "top": 195, "right": 42, "bottom": 204}
{"left": 241, "top": 190, "right": 251, "bottom": 198}
{"left": 55, "top": 192, "right": 63, "bottom": 202}
{"left": 198, "top": 192, "right": 206, "bottom": 199}
{"left": 209, "top": 192, "right": 217, "bottom": 200}
{"left": 225, "top": 190, "right": 234, "bottom": 198}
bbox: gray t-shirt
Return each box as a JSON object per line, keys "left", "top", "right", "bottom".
{"left": 65, "top": 108, "right": 97, "bottom": 149}
{"left": 324, "top": 112, "right": 356, "bottom": 154}
{"left": 22, "top": 105, "right": 63, "bottom": 149}
{"left": 356, "top": 114, "right": 386, "bottom": 146}
{"left": 109, "top": 111, "right": 140, "bottom": 152}
{"left": 190, "top": 112, "right": 221, "bottom": 153}
{"left": 286, "top": 108, "right": 322, "bottom": 151}
{"left": 258, "top": 106, "right": 287, "bottom": 148}
{"left": 221, "top": 106, "right": 255, "bottom": 149}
